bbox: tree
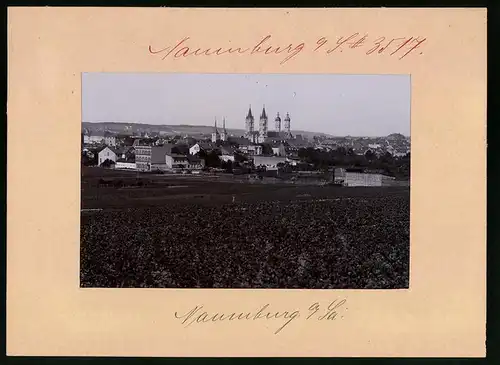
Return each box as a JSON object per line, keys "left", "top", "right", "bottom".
{"left": 335, "top": 147, "right": 347, "bottom": 156}
{"left": 221, "top": 160, "right": 233, "bottom": 173}
{"left": 100, "top": 159, "right": 116, "bottom": 168}
{"left": 260, "top": 144, "right": 273, "bottom": 155}
{"left": 234, "top": 152, "right": 247, "bottom": 163}
{"left": 204, "top": 150, "right": 222, "bottom": 168}
{"left": 82, "top": 153, "right": 98, "bottom": 166}
{"left": 365, "top": 149, "right": 375, "bottom": 161}
{"left": 196, "top": 150, "right": 207, "bottom": 159}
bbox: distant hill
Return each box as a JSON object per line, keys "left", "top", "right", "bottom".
{"left": 81, "top": 122, "right": 335, "bottom": 139}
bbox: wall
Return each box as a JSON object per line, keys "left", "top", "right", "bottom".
{"left": 345, "top": 172, "right": 382, "bottom": 187}
{"left": 151, "top": 163, "right": 169, "bottom": 172}
{"left": 115, "top": 162, "right": 136, "bottom": 170}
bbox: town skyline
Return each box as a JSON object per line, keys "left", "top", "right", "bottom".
{"left": 82, "top": 120, "right": 409, "bottom": 139}
{"left": 82, "top": 73, "right": 411, "bottom": 137}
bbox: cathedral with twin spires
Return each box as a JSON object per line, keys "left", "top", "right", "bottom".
{"left": 211, "top": 105, "right": 292, "bottom": 143}
{"left": 211, "top": 117, "right": 228, "bottom": 143}
{"left": 244, "top": 105, "right": 292, "bottom": 143}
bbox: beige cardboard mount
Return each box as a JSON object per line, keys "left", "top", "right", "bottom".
{"left": 7, "top": 7, "right": 486, "bottom": 357}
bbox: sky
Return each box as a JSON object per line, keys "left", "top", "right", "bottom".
{"left": 82, "top": 73, "right": 410, "bottom": 137}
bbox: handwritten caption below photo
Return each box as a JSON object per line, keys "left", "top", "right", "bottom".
{"left": 174, "top": 299, "right": 348, "bottom": 335}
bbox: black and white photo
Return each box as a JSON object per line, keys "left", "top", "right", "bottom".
{"left": 80, "top": 73, "right": 411, "bottom": 289}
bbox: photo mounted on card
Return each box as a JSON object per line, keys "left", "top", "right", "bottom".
{"left": 7, "top": 7, "right": 486, "bottom": 357}
{"left": 81, "top": 73, "right": 410, "bottom": 290}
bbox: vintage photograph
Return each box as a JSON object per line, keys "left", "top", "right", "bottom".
{"left": 80, "top": 73, "right": 411, "bottom": 289}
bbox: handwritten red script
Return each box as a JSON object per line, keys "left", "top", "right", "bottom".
{"left": 149, "top": 34, "right": 427, "bottom": 65}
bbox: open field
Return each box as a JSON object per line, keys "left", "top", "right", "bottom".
{"left": 80, "top": 167, "right": 410, "bottom": 289}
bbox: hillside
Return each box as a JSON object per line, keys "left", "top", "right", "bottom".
{"left": 82, "top": 122, "right": 334, "bottom": 139}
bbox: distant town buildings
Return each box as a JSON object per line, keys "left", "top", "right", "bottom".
{"left": 81, "top": 110, "right": 410, "bottom": 186}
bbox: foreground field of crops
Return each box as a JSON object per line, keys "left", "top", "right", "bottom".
{"left": 80, "top": 178, "right": 410, "bottom": 289}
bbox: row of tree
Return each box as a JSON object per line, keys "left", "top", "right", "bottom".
{"left": 297, "top": 147, "right": 410, "bottom": 179}
{"left": 198, "top": 147, "right": 410, "bottom": 179}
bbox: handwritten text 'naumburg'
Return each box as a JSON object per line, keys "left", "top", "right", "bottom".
{"left": 174, "top": 299, "right": 348, "bottom": 335}
{"left": 149, "top": 35, "right": 427, "bottom": 65}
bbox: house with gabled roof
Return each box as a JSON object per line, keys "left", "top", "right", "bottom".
{"left": 189, "top": 142, "right": 218, "bottom": 155}
{"left": 220, "top": 146, "right": 237, "bottom": 162}
{"left": 98, "top": 146, "right": 120, "bottom": 166}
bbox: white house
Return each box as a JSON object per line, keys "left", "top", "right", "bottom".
{"left": 189, "top": 143, "right": 202, "bottom": 155}
{"left": 98, "top": 147, "right": 118, "bottom": 166}
{"left": 189, "top": 142, "right": 217, "bottom": 155}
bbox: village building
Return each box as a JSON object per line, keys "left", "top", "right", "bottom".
{"left": 150, "top": 145, "right": 176, "bottom": 172}
{"left": 97, "top": 146, "right": 118, "bottom": 166}
{"left": 165, "top": 153, "right": 189, "bottom": 170}
{"left": 164, "top": 153, "right": 206, "bottom": 172}
{"left": 103, "top": 131, "right": 117, "bottom": 147}
{"left": 83, "top": 131, "right": 117, "bottom": 147}
{"left": 220, "top": 146, "right": 236, "bottom": 162}
{"left": 84, "top": 134, "right": 105, "bottom": 145}
{"left": 271, "top": 142, "right": 287, "bottom": 157}
{"left": 186, "top": 155, "right": 205, "bottom": 170}
{"left": 239, "top": 144, "right": 263, "bottom": 156}
{"left": 135, "top": 145, "right": 152, "bottom": 171}
{"left": 189, "top": 142, "right": 219, "bottom": 155}
{"left": 135, "top": 144, "right": 173, "bottom": 171}
{"left": 115, "top": 156, "right": 136, "bottom": 170}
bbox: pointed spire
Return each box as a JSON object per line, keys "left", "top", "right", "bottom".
{"left": 223, "top": 117, "right": 226, "bottom": 131}
{"left": 261, "top": 105, "right": 267, "bottom": 119}
{"left": 246, "top": 105, "right": 253, "bottom": 119}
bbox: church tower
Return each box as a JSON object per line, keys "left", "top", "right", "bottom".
{"left": 284, "top": 112, "right": 291, "bottom": 139}
{"left": 275, "top": 112, "right": 281, "bottom": 132}
{"left": 211, "top": 117, "right": 220, "bottom": 143}
{"left": 245, "top": 106, "right": 254, "bottom": 142}
{"left": 258, "top": 105, "right": 268, "bottom": 143}
{"left": 220, "top": 117, "right": 228, "bottom": 142}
